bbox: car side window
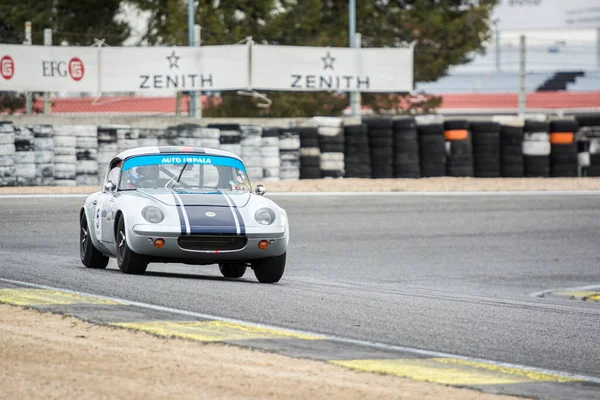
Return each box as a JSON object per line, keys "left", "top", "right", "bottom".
{"left": 107, "top": 166, "right": 120, "bottom": 186}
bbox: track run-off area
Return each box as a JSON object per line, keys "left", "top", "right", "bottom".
{"left": 1, "top": 192, "right": 599, "bottom": 399}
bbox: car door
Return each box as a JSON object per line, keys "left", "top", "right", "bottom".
{"left": 98, "top": 165, "right": 120, "bottom": 243}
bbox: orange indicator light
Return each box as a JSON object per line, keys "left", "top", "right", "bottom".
{"left": 258, "top": 240, "right": 269, "bottom": 250}
{"left": 154, "top": 239, "right": 165, "bottom": 248}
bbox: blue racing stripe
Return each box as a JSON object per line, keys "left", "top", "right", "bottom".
{"left": 184, "top": 205, "right": 237, "bottom": 235}
{"left": 170, "top": 191, "right": 187, "bottom": 235}
{"left": 224, "top": 193, "right": 246, "bottom": 235}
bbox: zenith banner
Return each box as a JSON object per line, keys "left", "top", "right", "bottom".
{"left": 251, "top": 44, "right": 414, "bottom": 93}
{"left": 0, "top": 44, "right": 99, "bottom": 92}
{"left": 100, "top": 45, "right": 249, "bottom": 92}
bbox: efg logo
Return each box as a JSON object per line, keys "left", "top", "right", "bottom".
{"left": 1, "top": 55, "right": 14, "bottom": 80}
{"left": 42, "top": 57, "right": 85, "bottom": 81}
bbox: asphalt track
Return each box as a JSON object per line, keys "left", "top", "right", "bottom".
{"left": 1, "top": 193, "right": 599, "bottom": 399}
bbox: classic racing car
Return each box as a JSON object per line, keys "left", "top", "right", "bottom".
{"left": 79, "top": 146, "right": 289, "bottom": 283}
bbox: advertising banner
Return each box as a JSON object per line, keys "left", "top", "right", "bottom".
{"left": 251, "top": 45, "right": 413, "bottom": 92}
{"left": 0, "top": 44, "right": 99, "bottom": 92}
{"left": 492, "top": 0, "right": 600, "bottom": 30}
{"left": 100, "top": 45, "right": 249, "bottom": 92}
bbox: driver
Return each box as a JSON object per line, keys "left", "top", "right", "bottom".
{"left": 127, "top": 165, "right": 159, "bottom": 188}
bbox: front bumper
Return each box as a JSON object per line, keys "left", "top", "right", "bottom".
{"left": 129, "top": 224, "right": 287, "bottom": 262}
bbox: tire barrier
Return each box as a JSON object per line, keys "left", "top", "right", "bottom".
{"left": 500, "top": 123, "right": 524, "bottom": 178}
{"left": 444, "top": 120, "right": 474, "bottom": 177}
{"left": 53, "top": 125, "right": 78, "bottom": 186}
{"left": 13, "top": 126, "right": 36, "bottom": 186}
{"left": 344, "top": 124, "right": 371, "bottom": 179}
{"left": 315, "top": 117, "right": 344, "bottom": 179}
{"left": 549, "top": 120, "right": 578, "bottom": 178}
{"left": 470, "top": 121, "right": 501, "bottom": 178}
{"left": 260, "top": 127, "right": 280, "bottom": 181}
{"left": 392, "top": 117, "right": 420, "bottom": 179}
{"left": 364, "top": 118, "right": 393, "bottom": 179}
{"left": 5, "top": 116, "right": 600, "bottom": 187}
{"left": 241, "top": 125, "right": 263, "bottom": 181}
{"left": 297, "top": 127, "right": 321, "bottom": 180}
{"left": 279, "top": 129, "right": 301, "bottom": 181}
{"left": 0, "top": 121, "right": 16, "bottom": 186}
{"left": 417, "top": 123, "right": 446, "bottom": 177}
{"left": 523, "top": 120, "right": 551, "bottom": 178}
{"left": 30, "top": 124, "right": 55, "bottom": 186}
{"left": 75, "top": 125, "right": 99, "bottom": 187}
{"left": 576, "top": 114, "right": 600, "bottom": 177}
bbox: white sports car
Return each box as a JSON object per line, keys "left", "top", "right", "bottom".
{"left": 79, "top": 146, "right": 289, "bottom": 283}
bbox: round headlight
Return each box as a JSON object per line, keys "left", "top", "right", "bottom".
{"left": 254, "top": 208, "right": 275, "bottom": 225}
{"left": 142, "top": 206, "right": 164, "bottom": 224}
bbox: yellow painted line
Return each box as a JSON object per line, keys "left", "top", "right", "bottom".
{"left": 111, "top": 320, "right": 322, "bottom": 342}
{"left": 0, "top": 288, "right": 120, "bottom": 306}
{"left": 330, "top": 358, "right": 579, "bottom": 386}
{"left": 554, "top": 291, "right": 600, "bottom": 302}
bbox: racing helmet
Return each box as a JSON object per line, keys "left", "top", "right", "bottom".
{"left": 129, "top": 165, "right": 158, "bottom": 185}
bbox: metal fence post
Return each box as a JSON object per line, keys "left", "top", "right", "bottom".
{"left": 24, "top": 21, "right": 32, "bottom": 115}
{"left": 44, "top": 29, "right": 52, "bottom": 115}
{"left": 194, "top": 24, "right": 202, "bottom": 119}
{"left": 350, "top": 33, "right": 362, "bottom": 117}
{"left": 518, "top": 35, "right": 526, "bottom": 118}
{"left": 188, "top": 0, "right": 196, "bottom": 117}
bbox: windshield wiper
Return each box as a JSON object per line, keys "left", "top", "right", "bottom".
{"left": 165, "top": 163, "right": 188, "bottom": 189}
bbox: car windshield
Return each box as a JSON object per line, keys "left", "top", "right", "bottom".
{"left": 119, "top": 153, "right": 251, "bottom": 192}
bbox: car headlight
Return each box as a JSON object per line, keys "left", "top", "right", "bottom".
{"left": 254, "top": 208, "right": 275, "bottom": 225}
{"left": 142, "top": 206, "right": 164, "bottom": 224}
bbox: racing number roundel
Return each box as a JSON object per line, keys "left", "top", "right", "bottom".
{"left": 68, "top": 57, "right": 84, "bottom": 81}
{"left": 1, "top": 56, "right": 14, "bottom": 80}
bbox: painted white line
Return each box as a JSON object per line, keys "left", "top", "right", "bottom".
{"left": 530, "top": 284, "right": 600, "bottom": 298}
{"left": 2, "top": 277, "right": 599, "bottom": 385}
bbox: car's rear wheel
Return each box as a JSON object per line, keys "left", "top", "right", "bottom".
{"left": 116, "top": 216, "right": 148, "bottom": 275}
{"left": 252, "top": 252, "right": 286, "bottom": 283}
{"left": 218, "top": 263, "right": 247, "bottom": 278}
{"left": 80, "top": 212, "right": 109, "bottom": 269}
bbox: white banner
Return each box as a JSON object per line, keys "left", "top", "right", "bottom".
{"left": 100, "top": 45, "right": 249, "bottom": 92}
{"left": 492, "top": 0, "right": 600, "bottom": 30}
{"left": 251, "top": 45, "right": 414, "bottom": 92}
{"left": 0, "top": 44, "right": 99, "bottom": 92}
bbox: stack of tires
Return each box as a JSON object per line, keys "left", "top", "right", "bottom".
{"left": 417, "top": 123, "right": 446, "bottom": 177}
{"left": 75, "top": 125, "right": 99, "bottom": 186}
{"left": 314, "top": 117, "right": 345, "bottom": 179}
{"left": 575, "top": 114, "right": 600, "bottom": 176}
{"left": 13, "top": 126, "right": 36, "bottom": 186}
{"left": 523, "top": 120, "right": 551, "bottom": 177}
{"left": 209, "top": 124, "right": 242, "bottom": 156}
{"left": 159, "top": 125, "right": 184, "bottom": 147}
{"left": 116, "top": 125, "right": 138, "bottom": 153}
{"left": 198, "top": 127, "right": 220, "bottom": 149}
{"left": 500, "top": 123, "right": 524, "bottom": 177}
{"left": 53, "top": 126, "right": 77, "bottom": 186}
{"left": 298, "top": 127, "right": 321, "bottom": 180}
{"left": 261, "top": 128, "right": 280, "bottom": 181}
{"left": 444, "top": 120, "right": 474, "bottom": 177}
{"left": 364, "top": 118, "right": 393, "bottom": 179}
{"left": 30, "top": 125, "right": 54, "bottom": 186}
{"left": 549, "top": 119, "right": 579, "bottom": 177}
{"left": 392, "top": 118, "right": 420, "bottom": 178}
{"left": 241, "top": 125, "right": 263, "bottom": 181}
{"left": 344, "top": 124, "right": 371, "bottom": 178}
{"left": 97, "top": 126, "right": 119, "bottom": 183}
{"left": 470, "top": 121, "right": 501, "bottom": 178}
{"left": 279, "top": 129, "right": 301, "bottom": 181}
{"left": 137, "top": 128, "right": 160, "bottom": 147}
{"left": 0, "top": 121, "right": 16, "bottom": 186}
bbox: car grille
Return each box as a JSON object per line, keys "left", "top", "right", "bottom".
{"left": 178, "top": 235, "right": 247, "bottom": 251}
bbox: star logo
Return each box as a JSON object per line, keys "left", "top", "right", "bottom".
{"left": 166, "top": 50, "right": 180, "bottom": 69}
{"left": 322, "top": 51, "right": 335, "bottom": 71}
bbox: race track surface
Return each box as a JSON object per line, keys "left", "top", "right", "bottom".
{"left": 1, "top": 193, "right": 599, "bottom": 399}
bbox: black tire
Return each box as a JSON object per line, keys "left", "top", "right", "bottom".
{"left": 252, "top": 252, "right": 286, "bottom": 283}
{"left": 219, "top": 263, "right": 247, "bottom": 278}
{"left": 80, "top": 212, "right": 109, "bottom": 269}
{"left": 116, "top": 216, "right": 148, "bottom": 275}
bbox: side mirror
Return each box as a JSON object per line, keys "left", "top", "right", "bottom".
{"left": 104, "top": 181, "right": 116, "bottom": 192}
{"left": 255, "top": 184, "right": 266, "bottom": 196}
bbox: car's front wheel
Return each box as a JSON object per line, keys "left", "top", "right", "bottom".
{"left": 80, "top": 212, "right": 109, "bottom": 269}
{"left": 252, "top": 253, "right": 286, "bottom": 283}
{"left": 219, "top": 263, "right": 247, "bottom": 278}
{"left": 116, "top": 216, "right": 148, "bottom": 275}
